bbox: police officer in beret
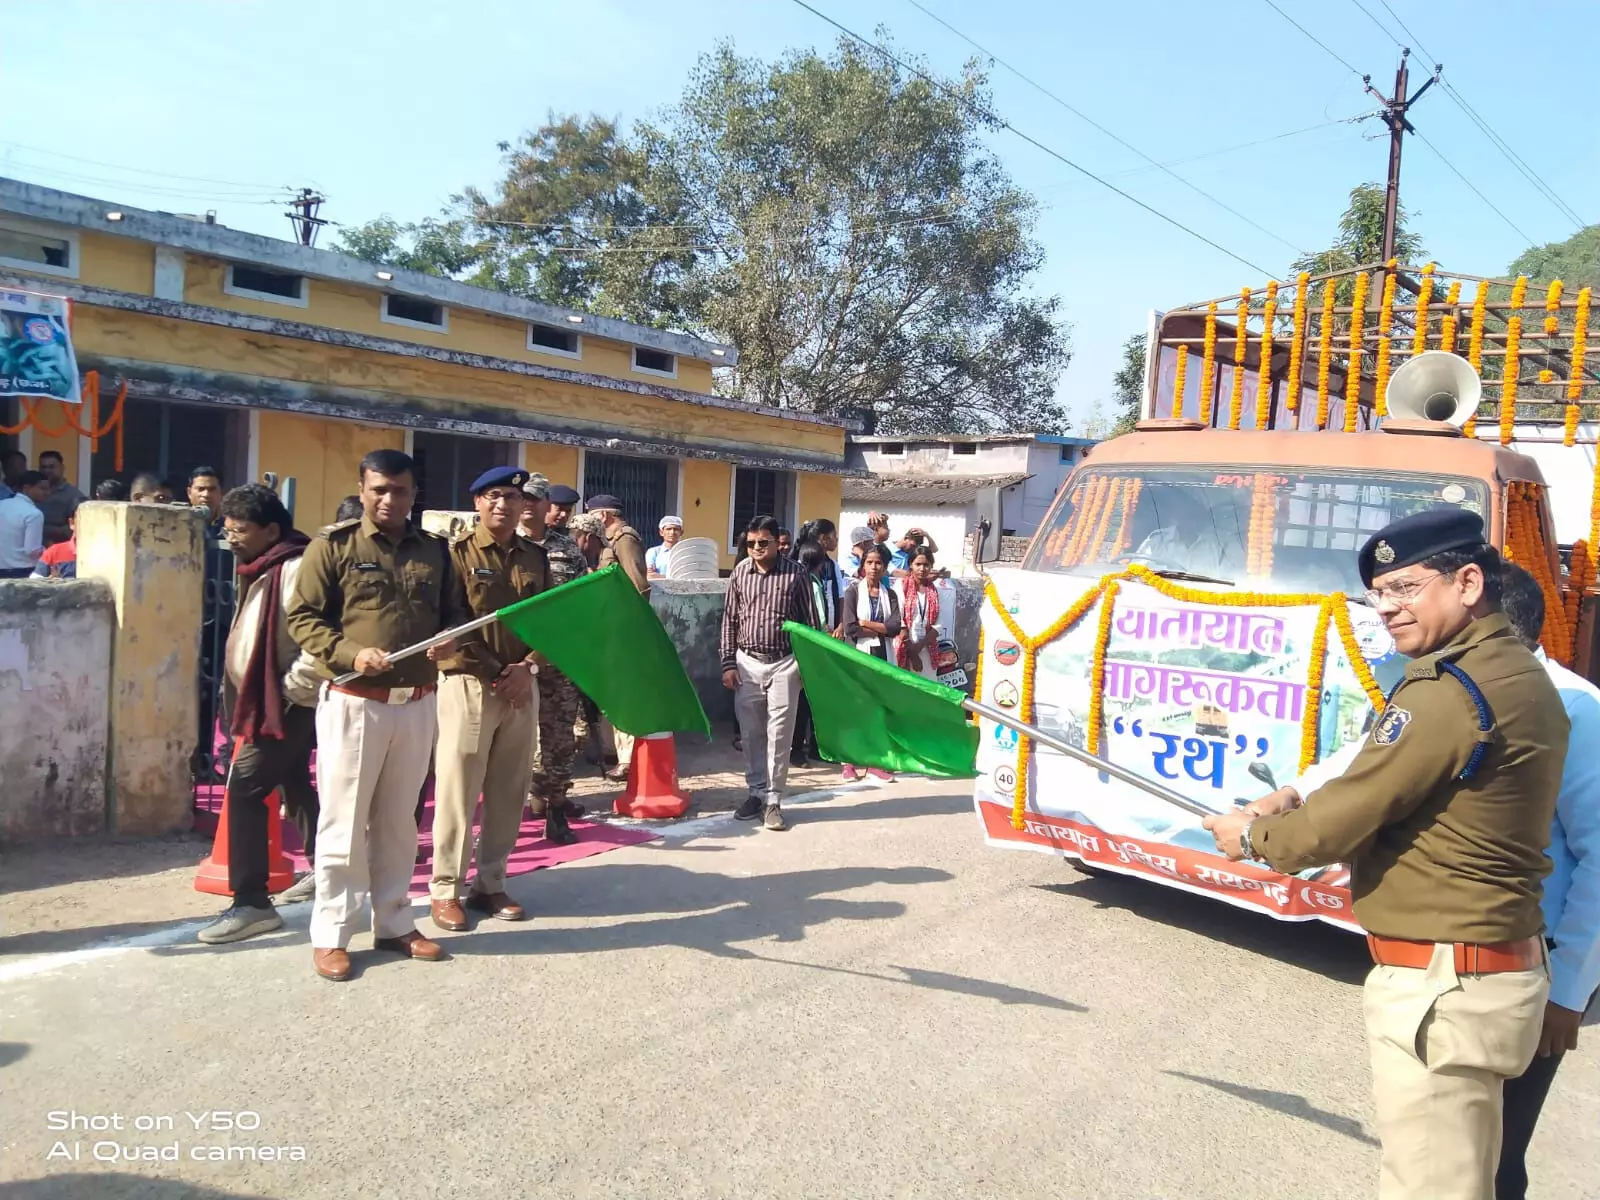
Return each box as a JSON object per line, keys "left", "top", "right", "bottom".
{"left": 428, "top": 466, "right": 551, "bottom": 932}
{"left": 1203, "top": 507, "right": 1569, "bottom": 1200}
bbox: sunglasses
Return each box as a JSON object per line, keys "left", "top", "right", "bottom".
{"left": 746, "top": 537, "right": 772, "bottom": 548}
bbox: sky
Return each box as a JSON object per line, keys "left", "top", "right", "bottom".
{"left": 4, "top": 0, "right": 1595, "bottom": 430}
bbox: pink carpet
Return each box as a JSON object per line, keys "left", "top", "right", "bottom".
{"left": 194, "top": 761, "right": 656, "bottom": 896}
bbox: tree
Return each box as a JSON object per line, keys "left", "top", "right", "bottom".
{"left": 334, "top": 39, "right": 1072, "bottom": 434}
{"left": 1509, "top": 225, "right": 1600, "bottom": 292}
{"left": 1108, "top": 333, "right": 1146, "bottom": 436}
{"left": 1291, "top": 183, "right": 1426, "bottom": 279}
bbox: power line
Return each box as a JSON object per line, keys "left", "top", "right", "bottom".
{"left": 0, "top": 141, "right": 289, "bottom": 192}
{"left": 1346, "top": 0, "right": 1406, "bottom": 49}
{"left": 1413, "top": 130, "right": 1536, "bottom": 244}
{"left": 1374, "top": 0, "right": 1437, "bottom": 60}
{"left": 790, "top": 0, "right": 1273, "bottom": 275}
{"left": 1262, "top": 0, "right": 1364, "bottom": 77}
{"left": 901, "top": 0, "right": 1307, "bottom": 255}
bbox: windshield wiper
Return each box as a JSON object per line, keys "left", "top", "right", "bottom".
{"left": 1151, "top": 569, "right": 1235, "bottom": 587}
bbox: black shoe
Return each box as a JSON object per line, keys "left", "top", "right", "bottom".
{"left": 733, "top": 794, "right": 763, "bottom": 821}
{"left": 544, "top": 804, "right": 579, "bottom": 846}
{"left": 790, "top": 749, "right": 810, "bottom": 768}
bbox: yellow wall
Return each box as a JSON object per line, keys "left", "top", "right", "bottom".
{"left": 184, "top": 254, "right": 720, "bottom": 395}
{"left": 73, "top": 307, "right": 844, "bottom": 459}
{"left": 77, "top": 230, "right": 155, "bottom": 295}
{"left": 798, "top": 472, "right": 843, "bottom": 533}
{"left": 256, "top": 411, "right": 404, "bottom": 530}
{"left": 680, "top": 459, "right": 734, "bottom": 566}
{"left": 521, "top": 443, "right": 579, "bottom": 488}
{"left": 24, "top": 399, "right": 82, "bottom": 485}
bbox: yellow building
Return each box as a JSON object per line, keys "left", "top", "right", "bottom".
{"left": 0, "top": 179, "right": 844, "bottom": 566}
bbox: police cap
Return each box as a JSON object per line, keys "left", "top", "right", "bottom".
{"left": 585, "top": 493, "right": 623, "bottom": 512}
{"left": 1359, "top": 506, "right": 1486, "bottom": 588}
{"left": 547, "top": 484, "right": 581, "bottom": 506}
{"left": 469, "top": 466, "right": 529, "bottom": 495}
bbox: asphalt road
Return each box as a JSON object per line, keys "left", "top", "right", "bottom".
{"left": 2, "top": 777, "right": 1596, "bottom": 1200}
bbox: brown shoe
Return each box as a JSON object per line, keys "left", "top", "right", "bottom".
{"left": 429, "top": 898, "right": 469, "bottom": 932}
{"left": 466, "top": 890, "right": 526, "bottom": 921}
{"left": 375, "top": 930, "right": 447, "bottom": 961}
{"left": 312, "top": 947, "right": 352, "bottom": 982}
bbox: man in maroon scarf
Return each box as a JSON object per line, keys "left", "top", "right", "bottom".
{"left": 198, "top": 484, "right": 322, "bottom": 945}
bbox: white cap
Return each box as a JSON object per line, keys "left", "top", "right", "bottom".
{"left": 659, "top": 514, "right": 683, "bottom": 530}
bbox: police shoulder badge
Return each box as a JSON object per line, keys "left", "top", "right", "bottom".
{"left": 1372, "top": 706, "right": 1412, "bottom": 745}
{"left": 1374, "top": 540, "right": 1396, "bottom": 565}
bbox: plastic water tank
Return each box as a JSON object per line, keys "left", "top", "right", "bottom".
{"left": 666, "top": 536, "right": 720, "bottom": 580}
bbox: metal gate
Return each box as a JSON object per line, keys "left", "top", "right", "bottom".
{"left": 582, "top": 452, "right": 671, "bottom": 541}
{"left": 192, "top": 536, "right": 236, "bottom": 813}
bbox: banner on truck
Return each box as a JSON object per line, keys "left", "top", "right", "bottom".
{"left": 974, "top": 568, "right": 1408, "bottom": 929}
{"left": 0, "top": 290, "right": 79, "bottom": 403}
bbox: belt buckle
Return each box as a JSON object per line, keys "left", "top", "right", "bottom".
{"left": 387, "top": 687, "right": 413, "bottom": 705}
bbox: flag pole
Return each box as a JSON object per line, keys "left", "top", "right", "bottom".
{"left": 330, "top": 612, "right": 502, "bottom": 686}
{"left": 961, "top": 697, "right": 1217, "bottom": 819}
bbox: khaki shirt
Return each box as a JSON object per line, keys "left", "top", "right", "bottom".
{"left": 436, "top": 523, "right": 549, "bottom": 683}
{"left": 285, "top": 515, "right": 469, "bottom": 689}
{"left": 1253, "top": 613, "right": 1569, "bottom": 943}
{"left": 600, "top": 523, "right": 649, "bottom": 594}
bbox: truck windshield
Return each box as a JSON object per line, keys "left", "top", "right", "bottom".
{"left": 1024, "top": 466, "right": 1488, "bottom": 596}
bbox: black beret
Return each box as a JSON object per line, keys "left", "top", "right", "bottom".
{"left": 1358, "top": 506, "right": 1486, "bottom": 588}
{"left": 585, "top": 493, "right": 623, "bottom": 511}
{"left": 547, "top": 484, "right": 581, "bottom": 505}
{"left": 469, "top": 466, "right": 529, "bottom": 495}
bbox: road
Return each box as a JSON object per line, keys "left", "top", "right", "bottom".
{"left": 2, "top": 776, "right": 1596, "bottom": 1200}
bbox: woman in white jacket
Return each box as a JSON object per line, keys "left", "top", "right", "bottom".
{"left": 839, "top": 545, "right": 901, "bottom": 782}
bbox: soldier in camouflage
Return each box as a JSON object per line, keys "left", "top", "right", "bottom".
{"left": 524, "top": 480, "right": 589, "bottom": 843}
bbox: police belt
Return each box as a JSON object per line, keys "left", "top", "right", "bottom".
{"left": 1365, "top": 933, "right": 1543, "bottom": 974}
{"left": 328, "top": 681, "right": 438, "bottom": 705}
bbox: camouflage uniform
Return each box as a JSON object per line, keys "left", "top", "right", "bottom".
{"left": 529, "top": 525, "right": 589, "bottom": 808}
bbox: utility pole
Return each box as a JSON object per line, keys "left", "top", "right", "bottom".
{"left": 285, "top": 188, "right": 327, "bottom": 247}
{"left": 1364, "top": 49, "right": 1440, "bottom": 266}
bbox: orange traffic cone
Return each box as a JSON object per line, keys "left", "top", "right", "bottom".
{"left": 613, "top": 732, "right": 692, "bottom": 819}
{"left": 195, "top": 739, "right": 296, "bottom": 897}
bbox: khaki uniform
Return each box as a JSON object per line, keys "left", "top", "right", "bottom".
{"left": 286, "top": 516, "right": 469, "bottom": 950}
{"left": 530, "top": 527, "right": 588, "bottom": 807}
{"left": 1253, "top": 614, "right": 1569, "bottom": 1200}
{"left": 598, "top": 523, "right": 649, "bottom": 769}
{"left": 429, "top": 525, "right": 549, "bottom": 902}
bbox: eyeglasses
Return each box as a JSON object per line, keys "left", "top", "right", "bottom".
{"left": 746, "top": 537, "right": 772, "bottom": 548}
{"left": 480, "top": 489, "right": 522, "bottom": 505}
{"left": 1364, "top": 572, "right": 1442, "bottom": 608}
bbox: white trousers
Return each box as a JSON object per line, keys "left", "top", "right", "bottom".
{"left": 733, "top": 652, "right": 801, "bottom": 804}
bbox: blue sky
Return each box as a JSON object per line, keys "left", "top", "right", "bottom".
{"left": 5, "top": 0, "right": 1594, "bottom": 428}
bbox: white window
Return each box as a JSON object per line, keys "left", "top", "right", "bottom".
{"left": 631, "top": 346, "right": 677, "bottom": 378}
{"left": 223, "top": 263, "right": 308, "bottom": 307}
{"left": 0, "top": 218, "right": 78, "bottom": 278}
{"left": 877, "top": 442, "right": 905, "bottom": 457}
{"left": 528, "top": 323, "right": 582, "bottom": 358}
{"left": 381, "top": 293, "right": 448, "bottom": 332}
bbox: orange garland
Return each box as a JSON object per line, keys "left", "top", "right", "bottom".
{"left": 1172, "top": 345, "right": 1190, "bottom": 419}
{"left": 1107, "top": 479, "right": 1143, "bottom": 558}
{"left": 1285, "top": 272, "right": 1310, "bottom": 415}
{"left": 1085, "top": 581, "right": 1120, "bottom": 755}
{"left": 1084, "top": 477, "right": 1124, "bottom": 563}
{"left": 1564, "top": 539, "right": 1590, "bottom": 643}
{"left": 1246, "top": 473, "right": 1278, "bottom": 578}
{"left": 1567, "top": 286, "right": 1590, "bottom": 448}
{"left": 1464, "top": 280, "right": 1489, "bottom": 438}
{"left": 1439, "top": 280, "right": 1462, "bottom": 354}
{"left": 1504, "top": 481, "right": 1572, "bottom": 664}
{"left": 1254, "top": 281, "right": 1279, "bottom": 429}
{"left": 1373, "top": 261, "right": 1399, "bottom": 417}
{"left": 1410, "top": 263, "right": 1435, "bottom": 358}
{"left": 1199, "top": 303, "right": 1219, "bottom": 426}
{"left": 0, "top": 371, "right": 128, "bottom": 470}
{"left": 1229, "top": 288, "right": 1250, "bottom": 430}
{"left": 1545, "top": 280, "right": 1564, "bottom": 338}
{"left": 1064, "top": 476, "right": 1110, "bottom": 566}
{"left": 1315, "top": 280, "right": 1336, "bottom": 430}
{"left": 1343, "top": 272, "right": 1370, "bottom": 433}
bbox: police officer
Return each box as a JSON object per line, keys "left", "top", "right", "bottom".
{"left": 428, "top": 466, "right": 550, "bottom": 932}
{"left": 587, "top": 493, "right": 648, "bottom": 779}
{"left": 286, "top": 448, "right": 470, "bottom": 982}
{"left": 1203, "top": 507, "right": 1568, "bottom": 1200}
{"left": 525, "top": 477, "right": 590, "bottom": 844}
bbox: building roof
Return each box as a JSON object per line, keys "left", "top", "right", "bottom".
{"left": 850, "top": 431, "right": 1098, "bottom": 447}
{"left": 0, "top": 178, "right": 736, "bottom": 366}
{"left": 842, "top": 472, "right": 1031, "bottom": 505}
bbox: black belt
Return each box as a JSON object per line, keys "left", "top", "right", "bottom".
{"left": 740, "top": 648, "right": 790, "bottom": 664}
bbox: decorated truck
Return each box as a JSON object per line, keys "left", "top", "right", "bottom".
{"left": 971, "top": 262, "right": 1598, "bottom": 929}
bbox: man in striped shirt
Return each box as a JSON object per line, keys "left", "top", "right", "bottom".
{"left": 721, "top": 514, "right": 815, "bottom": 831}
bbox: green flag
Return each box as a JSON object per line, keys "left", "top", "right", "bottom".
{"left": 785, "top": 621, "right": 978, "bottom": 778}
{"left": 496, "top": 565, "right": 710, "bottom": 738}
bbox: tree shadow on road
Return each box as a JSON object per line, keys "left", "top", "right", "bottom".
{"left": 1164, "top": 1069, "right": 1378, "bottom": 1146}
{"left": 1040, "top": 866, "right": 1372, "bottom": 986}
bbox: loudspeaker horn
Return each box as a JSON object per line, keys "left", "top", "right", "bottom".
{"left": 1384, "top": 350, "right": 1482, "bottom": 427}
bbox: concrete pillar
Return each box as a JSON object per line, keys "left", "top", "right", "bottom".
{"left": 76, "top": 501, "right": 206, "bottom": 835}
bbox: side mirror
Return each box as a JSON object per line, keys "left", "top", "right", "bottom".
{"left": 974, "top": 485, "right": 1003, "bottom": 564}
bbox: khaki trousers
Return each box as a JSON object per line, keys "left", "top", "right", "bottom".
{"left": 733, "top": 651, "right": 801, "bottom": 803}
{"left": 309, "top": 687, "right": 437, "bottom": 949}
{"left": 1364, "top": 941, "right": 1549, "bottom": 1200}
{"left": 431, "top": 674, "right": 537, "bottom": 901}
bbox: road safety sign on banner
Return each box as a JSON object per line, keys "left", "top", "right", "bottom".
{"left": 0, "top": 290, "right": 80, "bottom": 403}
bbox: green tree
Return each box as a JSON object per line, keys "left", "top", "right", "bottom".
{"left": 1292, "top": 182, "right": 1426, "bottom": 278}
{"left": 1509, "top": 225, "right": 1600, "bottom": 292}
{"left": 1108, "top": 333, "right": 1146, "bottom": 435}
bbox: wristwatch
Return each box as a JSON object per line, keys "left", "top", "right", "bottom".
{"left": 1237, "top": 819, "right": 1260, "bottom": 862}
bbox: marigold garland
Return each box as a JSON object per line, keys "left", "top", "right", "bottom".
{"left": 1439, "top": 281, "right": 1462, "bottom": 354}
{"left": 1084, "top": 477, "right": 1123, "bottom": 563}
{"left": 1229, "top": 288, "right": 1250, "bottom": 429}
{"left": 1107, "top": 479, "right": 1143, "bottom": 558}
{"left": 1545, "top": 280, "right": 1564, "bottom": 338}
{"left": 1172, "top": 345, "right": 1190, "bottom": 420}
{"left": 1501, "top": 277, "right": 1529, "bottom": 447}
{"left": 1285, "top": 272, "right": 1310, "bottom": 415}
{"left": 1301, "top": 597, "right": 1333, "bottom": 770}
{"left": 1065, "top": 476, "right": 1111, "bottom": 566}
{"left": 1315, "top": 280, "right": 1337, "bottom": 430}
{"left": 1343, "top": 272, "right": 1370, "bottom": 432}
{"left": 1464, "top": 280, "right": 1488, "bottom": 439}
{"left": 1040, "top": 486, "right": 1081, "bottom": 566}
{"left": 1410, "top": 263, "right": 1435, "bottom": 358}
{"left": 981, "top": 565, "right": 1387, "bottom": 827}
{"left": 1085, "top": 581, "right": 1120, "bottom": 755}
{"left": 1567, "top": 287, "right": 1591, "bottom": 448}
{"left": 1563, "top": 539, "right": 1590, "bottom": 644}
{"left": 1373, "top": 261, "right": 1399, "bottom": 417}
{"left": 1246, "top": 473, "right": 1278, "bottom": 578}
{"left": 1540, "top": 369, "right": 1556, "bottom": 385}
{"left": 1505, "top": 481, "right": 1572, "bottom": 664}
{"left": 1255, "top": 281, "right": 1279, "bottom": 429}
{"left": 1199, "top": 302, "right": 1219, "bottom": 426}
